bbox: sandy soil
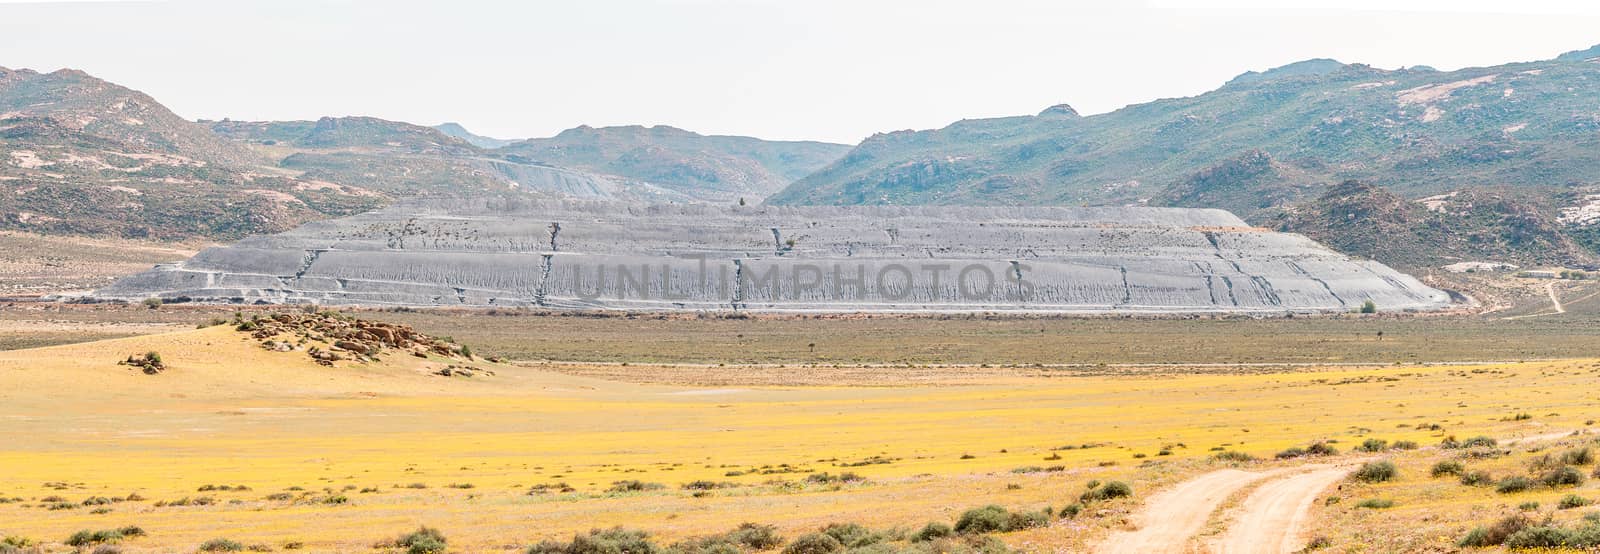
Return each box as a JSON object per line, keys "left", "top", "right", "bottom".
{"left": 1213, "top": 465, "right": 1353, "bottom": 553}
{"left": 1099, "top": 468, "right": 1287, "bottom": 554}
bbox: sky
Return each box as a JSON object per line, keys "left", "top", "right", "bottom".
{"left": 2, "top": 0, "right": 1599, "bottom": 144}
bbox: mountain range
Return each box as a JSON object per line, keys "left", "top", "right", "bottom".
{"left": 0, "top": 66, "right": 848, "bottom": 240}
{"left": 7, "top": 44, "right": 1600, "bottom": 269}
{"left": 767, "top": 44, "right": 1600, "bottom": 267}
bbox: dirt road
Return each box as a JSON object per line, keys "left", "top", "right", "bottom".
{"left": 1212, "top": 465, "right": 1351, "bottom": 554}
{"left": 1099, "top": 468, "right": 1284, "bottom": 554}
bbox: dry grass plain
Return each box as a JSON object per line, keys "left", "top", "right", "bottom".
{"left": 2, "top": 317, "right": 1599, "bottom": 552}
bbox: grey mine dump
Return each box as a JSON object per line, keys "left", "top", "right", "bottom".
{"left": 93, "top": 198, "right": 1453, "bottom": 313}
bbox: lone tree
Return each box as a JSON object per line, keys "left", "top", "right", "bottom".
{"left": 1359, "top": 300, "right": 1377, "bottom": 314}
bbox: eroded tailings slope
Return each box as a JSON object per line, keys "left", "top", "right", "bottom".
{"left": 94, "top": 198, "right": 1450, "bottom": 313}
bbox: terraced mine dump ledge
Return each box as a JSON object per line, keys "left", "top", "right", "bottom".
{"left": 94, "top": 198, "right": 1451, "bottom": 313}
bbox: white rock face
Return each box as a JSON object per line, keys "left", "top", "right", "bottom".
{"left": 94, "top": 198, "right": 1453, "bottom": 313}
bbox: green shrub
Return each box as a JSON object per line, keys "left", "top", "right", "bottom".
{"left": 781, "top": 532, "right": 841, "bottom": 554}
{"left": 1306, "top": 442, "right": 1338, "bottom": 456}
{"left": 566, "top": 528, "right": 656, "bottom": 554}
{"left": 1359, "top": 300, "right": 1376, "bottom": 313}
{"left": 666, "top": 536, "right": 739, "bottom": 554}
{"left": 1355, "top": 498, "right": 1394, "bottom": 509}
{"left": 1211, "top": 450, "right": 1255, "bottom": 462}
{"left": 1559, "top": 494, "right": 1592, "bottom": 509}
{"left": 1431, "top": 461, "right": 1465, "bottom": 477}
{"left": 390, "top": 527, "right": 447, "bottom": 554}
{"left": 1461, "top": 471, "right": 1494, "bottom": 486}
{"left": 821, "top": 524, "right": 879, "bottom": 548}
{"left": 1352, "top": 461, "right": 1397, "bottom": 483}
{"left": 1562, "top": 447, "right": 1595, "bottom": 466}
{"left": 1518, "top": 501, "right": 1540, "bottom": 511}
{"left": 726, "top": 523, "right": 782, "bottom": 550}
{"left": 1357, "top": 439, "right": 1388, "bottom": 452}
{"left": 198, "top": 538, "right": 245, "bottom": 552}
{"left": 911, "top": 523, "right": 952, "bottom": 542}
{"left": 1274, "top": 447, "right": 1306, "bottom": 459}
{"left": 1497, "top": 476, "right": 1535, "bottom": 493}
{"left": 954, "top": 506, "right": 1011, "bottom": 534}
{"left": 1392, "top": 440, "right": 1419, "bottom": 450}
{"left": 803, "top": 472, "right": 865, "bottom": 485}
{"left": 65, "top": 529, "right": 125, "bottom": 547}
{"left": 1058, "top": 502, "right": 1085, "bottom": 519}
{"left": 1080, "top": 481, "right": 1133, "bottom": 502}
{"left": 1005, "top": 510, "right": 1049, "bottom": 531}
{"left": 1504, "top": 527, "right": 1575, "bottom": 548}
{"left": 1458, "top": 514, "right": 1532, "bottom": 547}
{"left": 606, "top": 480, "right": 665, "bottom": 493}
{"left": 1542, "top": 467, "right": 1586, "bottom": 487}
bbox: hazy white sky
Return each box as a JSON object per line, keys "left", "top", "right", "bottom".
{"left": 2, "top": 0, "right": 1598, "bottom": 144}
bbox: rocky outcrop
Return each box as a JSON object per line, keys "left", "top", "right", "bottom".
{"left": 237, "top": 311, "right": 471, "bottom": 365}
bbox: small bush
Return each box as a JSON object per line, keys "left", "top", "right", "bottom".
{"left": 804, "top": 472, "right": 865, "bottom": 485}
{"left": 781, "top": 532, "right": 842, "bottom": 554}
{"left": 1458, "top": 514, "right": 1532, "bottom": 547}
{"left": 1504, "top": 527, "right": 1576, "bottom": 549}
{"left": 1392, "top": 440, "right": 1419, "bottom": 450}
{"left": 1080, "top": 481, "right": 1133, "bottom": 503}
{"left": 1212, "top": 451, "right": 1256, "bottom": 462}
{"left": 563, "top": 527, "right": 656, "bottom": 554}
{"left": 911, "top": 523, "right": 952, "bottom": 542}
{"left": 65, "top": 529, "right": 125, "bottom": 547}
{"left": 1275, "top": 447, "right": 1307, "bottom": 459}
{"left": 389, "top": 527, "right": 446, "bottom": 554}
{"left": 1357, "top": 439, "right": 1388, "bottom": 452}
{"left": 1005, "top": 510, "right": 1049, "bottom": 531}
{"left": 821, "top": 524, "right": 879, "bottom": 548}
{"left": 92, "top": 546, "right": 123, "bottom": 554}
{"left": 1355, "top": 498, "right": 1394, "bottom": 509}
{"left": 1431, "top": 461, "right": 1465, "bottom": 477}
{"left": 1518, "top": 501, "right": 1540, "bottom": 511}
{"left": 724, "top": 523, "right": 781, "bottom": 550}
{"left": 1497, "top": 476, "right": 1535, "bottom": 494}
{"left": 665, "top": 536, "right": 738, "bottom": 554}
{"left": 1306, "top": 442, "right": 1338, "bottom": 456}
{"left": 1461, "top": 471, "right": 1494, "bottom": 486}
{"left": 1560, "top": 447, "right": 1596, "bottom": 466}
{"left": 1352, "top": 461, "right": 1397, "bottom": 483}
{"left": 954, "top": 506, "right": 1011, "bottom": 534}
{"left": 1542, "top": 467, "right": 1586, "bottom": 487}
{"left": 1058, "top": 502, "right": 1085, "bottom": 519}
{"left": 1559, "top": 494, "right": 1592, "bottom": 509}
{"left": 198, "top": 538, "right": 245, "bottom": 552}
{"left": 606, "top": 480, "right": 665, "bottom": 493}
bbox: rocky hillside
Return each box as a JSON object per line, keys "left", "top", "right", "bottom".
{"left": 769, "top": 45, "right": 1600, "bottom": 266}
{"left": 1269, "top": 181, "right": 1594, "bottom": 269}
{"left": 2, "top": 65, "right": 851, "bottom": 241}
{"left": 0, "top": 66, "right": 373, "bottom": 240}
{"left": 498, "top": 125, "right": 851, "bottom": 202}
{"left": 209, "top": 116, "right": 518, "bottom": 196}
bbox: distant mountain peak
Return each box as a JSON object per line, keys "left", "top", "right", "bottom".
{"left": 1037, "top": 103, "right": 1080, "bottom": 118}
{"left": 1226, "top": 58, "right": 1348, "bottom": 86}
{"left": 433, "top": 122, "right": 515, "bottom": 149}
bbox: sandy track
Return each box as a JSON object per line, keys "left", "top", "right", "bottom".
{"left": 1099, "top": 468, "right": 1284, "bottom": 554}
{"left": 1503, "top": 429, "right": 1583, "bottom": 446}
{"left": 1214, "top": 465, "right": 1351, "bottom": 554}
